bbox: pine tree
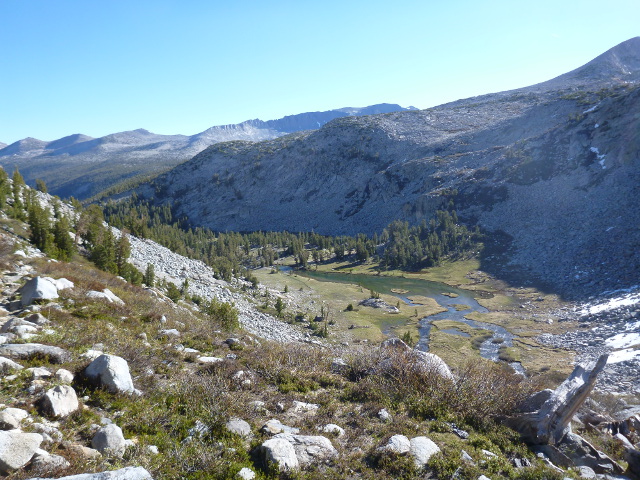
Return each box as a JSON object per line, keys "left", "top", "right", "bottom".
{"left": 115, "top": 233, "right": 131, "bottom": 275}
{"left": 0, "top": 168, "right": 9, "bottom": 209}
{"left": 27, "top": 202, "right": 53, "bottom": 254}
{"left": 53, "top": 215, "right": 75, "bottom": 261}
{"left": 35, "top": 179, "right": 48, "bottom": 193}
{"left": 144, "top": 263, "right": 155, "bottom": 287}
{"left": 11, "top": 168, "right": 26, "bottom": 220}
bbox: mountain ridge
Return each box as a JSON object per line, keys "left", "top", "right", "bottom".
{"left": 136, "top": 38, "right": 640, "bottom": 299}
{"left": 0, "top": 103, "right": 415, "bottom": 199}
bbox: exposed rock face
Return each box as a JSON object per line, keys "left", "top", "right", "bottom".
{"left": 137, "top": 38, "right": 640, "bottom": 299}
{"left": 0, "top": 430, "right": 43, "bottom": 473}
{"left": 0, "top": 105, "right": 413, "bottom": 200}
{"left": 83, "top": 354, "right": 134, "bottom": 394}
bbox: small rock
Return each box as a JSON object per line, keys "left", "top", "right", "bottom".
{"left": 30, "top": 466, "right": 153, "bottom": 479}
{"left": 0, "top": 356, "right": 23, "bottom": 372}
{"left": 331, "top": 358, "right": 348, "bottom": 374}
{"left": 378, "top": 408, "right": 392, "bottom": 422}
{"left": 273, "top": 433, "right": 338, "bottom": 465}
{"left": 91, "top": 424, "right": 127, "bottom": 457}
{"left": 197, "top": 356, "right": 223, "bottom": 364}
{"left": 55, "top": 369, "right": 74, "bottom": 384}
{"left": 0, "top": 343, "right": 71, "bottom": 364}
{"left": 147, "top": 445, "right": 159, "bottom": 455}
{"left": 187, "top": 420, "right": 210, "bottom": 438}
{"left": 261, "top": 419, "right": 299, "bottom": 435}
{"left": 225, "top": 418, "right": 252, "bottom": 438}
{"left": 321, "top": 424, "right": 345, "bottom": 437}
{"left": 159, "top": 328, "right": 180, "bottom": 338}
{"left": 0, "top": 411, "right": 21, "bottom": 430}
{"left": 409, "top": 436, "right": 440, "bottom": 466}
{"left": 289, "top": 401, "right": 319, "bottom": 414}
{"left": 28, "top": 367, "right": 52, "bottom": 379}
{"left": 64, "top": 443, "right": 102, "bottom": 460}
{"left": 261, "top": 438, "right": 299, "bottom": 471}
{"left": 40, "top": 385, "right": 79, "bottom": 418}
{"left": 30, "top": 449, "right": 71, "bottom": 474}
{"left": 461, "top": 450, "right": 475, "bottom": 464}
{"left": 378, "top": 434, "right": 411, "bottom": 454}
{"left": 24, "top": 312, "right": 50, "bottom": 325}
{"left": 237, "top": 467, "right": 256, "bottom": 479}
{"left": 577, "top": 466, "right": 597, "bottom": 479}
{"left": 86, "top": 289, "right": 124, "bottom": 304}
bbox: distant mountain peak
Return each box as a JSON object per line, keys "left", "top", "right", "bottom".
{"left": 539, "top": 36, "right": 640, "bottom": 90}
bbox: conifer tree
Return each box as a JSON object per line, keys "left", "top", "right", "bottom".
{"left": 144, "top": 263, "right": 155, "bottom": 287}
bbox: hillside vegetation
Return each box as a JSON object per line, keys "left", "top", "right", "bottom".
{"left": 0, "top": 174, "right": 636, "bottom": 480}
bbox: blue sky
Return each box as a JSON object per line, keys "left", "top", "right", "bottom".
{"left": 1, "top": 0, "right": 639, "bottom": 144}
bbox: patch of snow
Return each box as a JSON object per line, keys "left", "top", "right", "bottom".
{"left": 605, "top": 332, "right": 640, "bottom": 349}
{"left": 594, "top": 123, "right": 599, "bottom": 128}
{"left": 590, "top": 146, "right": 606, "bottom": 169}
{"left": 579, "top": 290, "right": 640, "bottom": 315}
{"left": 608, "top": 348, "right": 640, "bottom": 364}
{"left": 583, "top": 103, "right": 600, "bottom": 114}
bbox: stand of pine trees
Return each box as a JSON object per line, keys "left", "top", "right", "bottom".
{"left": 101, "top": 196, "right": 482, "bottom": 277}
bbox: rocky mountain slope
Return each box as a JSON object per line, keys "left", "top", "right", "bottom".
{"left": 0, "top": 104, "right": 414, "bottom": 200}
{"left": 138, "top": 37, "right": 640, "bottom": 300}
{"left": 1, "top": 190, "right": 639, "bottom": 479}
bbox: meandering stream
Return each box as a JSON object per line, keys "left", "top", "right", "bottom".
{"left": 297, "top": 269, "right": 524, "bottom": 373}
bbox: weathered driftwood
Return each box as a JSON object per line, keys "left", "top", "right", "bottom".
{"left": 507, "top": 354, "right": 608, "bottom": 445}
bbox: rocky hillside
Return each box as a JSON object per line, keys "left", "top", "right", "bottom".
{"left": 138, "top": 37, "right": 640, "bottom": 300}
{"left": 1, "top": 193, "right": 639, "bottom": 480}
{"left": 0, "top": 104, "right": 414, "bottom": 201}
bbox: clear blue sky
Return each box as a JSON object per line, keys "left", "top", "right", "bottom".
{"left": 1, "top": 0, "right": 638, "bottom": 144}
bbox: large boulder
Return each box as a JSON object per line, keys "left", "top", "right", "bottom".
{"left": 260, "top": 438, "right": 299, "bottom": 471}
{"left": 39, "top": 385, "right": 79, "bottom": 418}
{"left": 27, "top": 466, "right": 153, "bottom": 479}
{"left": 0, "top": 430, "right": 43, "bottom": 473}
{"left": 0, "top": 344, "right": 71, "bottom": 364}
{"left": 91, "top": 424, "right": 127, "bottom": 457}
{"left": 84, "top": 354, "right": 134, "bottom": 394}
{"left": 273, "top": 433, "right": 338, "bottom": 466}
{"left": 19, "top": 277, "right": 58, "bottom": 306}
